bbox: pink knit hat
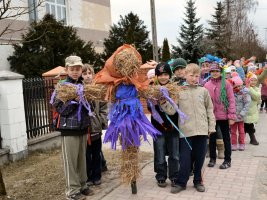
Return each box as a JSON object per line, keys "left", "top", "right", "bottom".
{"left": 147, "top": 69, "right": 155, "bottom": 79}
{"left": 231, "top": 72, "right": 243, "bottom": 86}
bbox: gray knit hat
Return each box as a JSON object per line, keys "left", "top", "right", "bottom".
{"left": 172, "top": 58, "right": 187, "bottom": 72}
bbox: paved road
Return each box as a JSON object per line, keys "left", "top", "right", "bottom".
{"left": 98, "top": 113, "right": 267, "bottom": 200}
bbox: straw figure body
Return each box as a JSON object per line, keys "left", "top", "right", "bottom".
{"left": 52, "top": 44, "right": 182, "bottom": 194}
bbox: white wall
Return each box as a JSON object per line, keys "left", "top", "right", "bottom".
{"left": 0, "top": 74, "right": 27, "bottom": 158}
{"left": 0, "top": 45, "right": 14, "bottom": 71}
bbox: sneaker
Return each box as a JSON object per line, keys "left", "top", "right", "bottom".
{"left": 219, "top": 161, "right": 231, "bottom": 169}
{"left": 260, "top": 107, "right": 263, "bottom": 112}
{"left": 239, "top": 144, "right": 245, "bottom": 151}
{"left": 170, "top": 185, "right": 186, "bottom": 194}
{"left": 194, "top": 184, "right": 205, "bottom": 192}
{"left": 93, "top": 179, "right": 101, "bottom": 185}
{"left": 67, "top": 192, "right": 86, "bottom": 200}
{"left": 207, "top": 159, "right": 216, "bottom": 167}
{"left": 81, "top": 188, "right": 94, "bottom": 196}
{"left": 231, "top": 144, "right": 237, "bottom": 151}
{"left": 157, "top": 180, "right": 167, "bottom": 188}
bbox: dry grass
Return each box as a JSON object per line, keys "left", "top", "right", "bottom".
{"left": 0, "top": 147, "right": 152, "bottom": 200}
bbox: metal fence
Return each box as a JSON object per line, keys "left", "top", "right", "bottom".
{"left": 23, "top": 78, "right": 55, "bottom": 139}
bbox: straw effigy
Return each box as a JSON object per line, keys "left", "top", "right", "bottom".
{"left": 120, "top": 146, "right": 140, "bottom": 185}
{"left": 113, "top": 48, "right": 142, "bottom": 77}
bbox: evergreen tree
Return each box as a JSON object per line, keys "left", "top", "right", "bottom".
{"left": 161, "top": 38, "right": 171, "bottom": 62}
{"left": 172, "top": 0, "right": 203, "bottom": 63}
{"left": 8, "top": 14, "right": 97, "bottom": 77}
{"left": 103, "top": 12, "right": 153, "bottom": 63}
{"left": 206, "top": 1, "right": 228, "bottom": 57}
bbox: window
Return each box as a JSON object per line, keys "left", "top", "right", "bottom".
{"left": 28, "top": 0, "right": 38, "bottom": 22}
{"left": 46, "top": 0, "right": 67, "bottom": 24}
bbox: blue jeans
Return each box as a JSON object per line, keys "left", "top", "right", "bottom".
{"left": 153, "top": 130, "right": 179, "bottom": 181}
{"left": 175, "top": 136, "right": 207, "bottom": 187}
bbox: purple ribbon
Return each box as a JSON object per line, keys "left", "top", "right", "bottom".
{"left": 76, "top": 84, "right": 94, "bottom": 121}
{"left": 49, "top": 90, "right": 56, "bottom": 104}
{"left": 160, "top": 86, "right": 189, "bottom": 124}
{"left": 147, "top": 99, "right": 164, "bottom": 124}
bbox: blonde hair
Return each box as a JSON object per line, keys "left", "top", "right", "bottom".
{"left": 185, "top": 63, "right": 200, "bottom": 74}
{"left": 82, "top": 64, "right": 95, "bottom": 75}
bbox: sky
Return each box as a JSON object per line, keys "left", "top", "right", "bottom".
{"left": 110, "top": 0, "right": 267, "bottom": 48}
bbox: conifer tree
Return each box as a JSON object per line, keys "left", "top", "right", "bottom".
{"left": 206, "top": 1, "right": 228, "bottom": 57}
{"left": 8, "top": 14, "right": 97, "bottom": 77}
{"left": 161, "top": 38, "right": 171, "bottom": 62}
{"left": 172, "top": 0, "right": 203, "bottom": 62}
{"left": 103, "top": 12, "right": 153, "bottom": 63}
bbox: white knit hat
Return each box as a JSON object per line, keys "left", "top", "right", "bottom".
{"left": 147, "top": 69, "right": 155, "bottom": 79}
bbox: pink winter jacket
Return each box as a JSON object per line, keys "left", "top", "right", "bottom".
{"left": 204, "top": 78, "right": 236, "bottom": 120}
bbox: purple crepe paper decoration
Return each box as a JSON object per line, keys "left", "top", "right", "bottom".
{"left": 147, "top": 99, "right": 164, "bottom": 124}
{"left": 160, "top": 86, "right": 189, "bottom": 124}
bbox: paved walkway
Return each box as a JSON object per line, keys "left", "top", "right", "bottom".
{"left": 100, "top": 113, "right": 267, "bottom": 200}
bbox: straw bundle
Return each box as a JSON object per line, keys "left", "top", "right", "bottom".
{"left": 113, "top": 48, "right": 142, "bottom": 77}
{"left": 139, "top": 83, "right": 180, "bottom": 101}
{"left": 165, "top": 83, "right": 181, "bottom": 100}
{"left": 140, "top": 85, "right": 162, "bottom": 100}
{"left": 120, "top": 146, "right": 140, "bottom": 185}
{"left": 55, "top": 83, "right": 77, "bottom": 103}
{"left": 84, "top": 84, "right": 108, "bottom": 101}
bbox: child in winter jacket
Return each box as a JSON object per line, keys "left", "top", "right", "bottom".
{"left": 244, "top": 72, "right": 261, "bottom": 145}
{"left": 82, "top": 64, "right": 108, "bottom": 186}
{"left": 204, "top": 62, "right": 236, "bottom": 169}
{"left": 161, "top": 63, "right": 216, "bottom": 193}
{"left": 52, "top": 56, "right": 93, "bottom": 200}
{"left": 229, "top": 73, "right": 251, "bottom": 151}
{"left": 149, "top": 62, "right": 179, "bottom": 188}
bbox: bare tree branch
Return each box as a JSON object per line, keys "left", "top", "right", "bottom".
{"left": 0, "top": 0, "right": 45, "bottom": 38}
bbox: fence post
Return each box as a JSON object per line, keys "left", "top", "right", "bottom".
{"left": 0, "top": 71, "right": 28, "bottom": 161}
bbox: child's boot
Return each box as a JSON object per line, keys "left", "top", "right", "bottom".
{"left": 248, "top": 133, "right": 259, "bottom": 145}
{"left": 216, "top": 139, "right": 224, "bottom": 159}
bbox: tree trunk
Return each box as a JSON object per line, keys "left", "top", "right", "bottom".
{"left": 0, "top": 168, "right": 6, "bottom": 196}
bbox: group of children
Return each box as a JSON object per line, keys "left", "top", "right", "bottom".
{"left": 53, "top": 53, "right": 266, "bottom": 199}
{"left": 146, "top": 56, "right": 267, "bottom": 194}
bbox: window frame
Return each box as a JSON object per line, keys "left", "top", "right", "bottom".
{"left": 45, "top": 0, "right": 67, "bottom": 24}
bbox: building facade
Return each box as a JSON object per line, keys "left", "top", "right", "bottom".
{"left": 0, "top": 0, "right": 111, "bottom": 70}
